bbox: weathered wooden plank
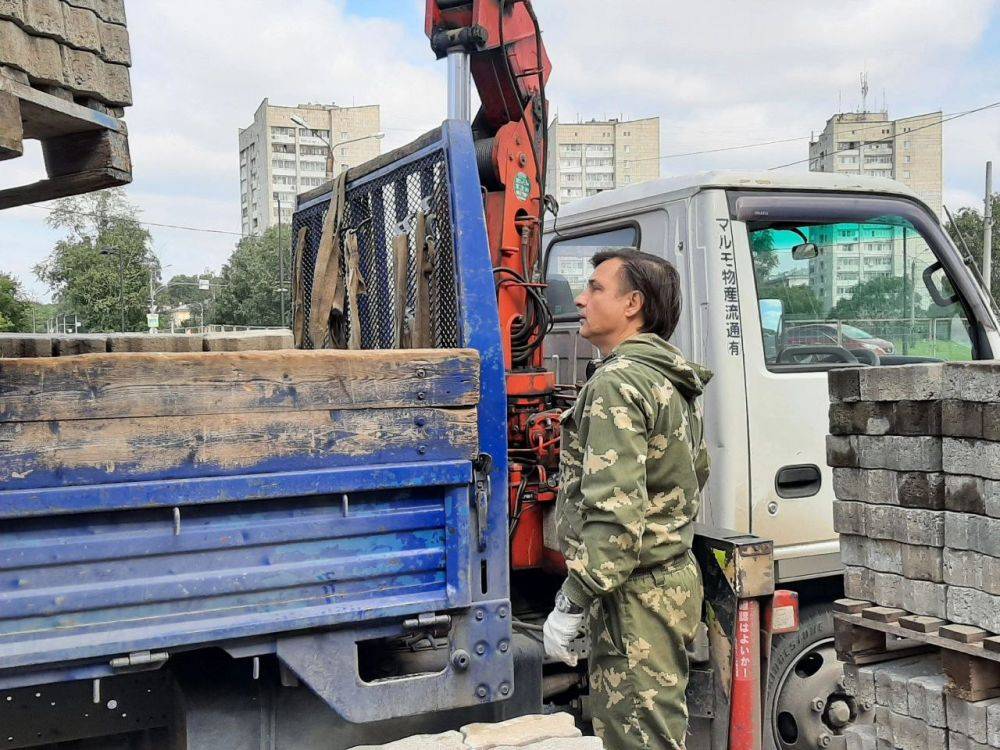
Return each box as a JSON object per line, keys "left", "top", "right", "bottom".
{"left": 0, "top": 405, "right": 478, "bottom": 490}
{"left": 0, "top": 333, "right": 53, "bottom": 358}
{"left": 0, "top": 348, "right": 480, "bottom": 422}
{"left": 0, "top": 166, "right": 129, "bottom": 210}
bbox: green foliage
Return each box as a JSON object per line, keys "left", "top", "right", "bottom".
{"left": 945, "top": 193, "right": 1000, "bottom": 305}
{"left": 830, "top": 275, "right": 907, "bottom": 321}
{"left": 33, "top": 189, "right": 158, "bottom": 332}
{"left": 0, "top": 272, "right": 32, "bottom": 332}
{"left": 157, "top": 272, "right": 221, "bottom": 328}
{"left": 213, "top": 226, "right": 290, "bottom": 327}
{"left": 758, "top": 281, "right": 824, "bottom": 319}
{"left": 750, "top": 230, "right": 779, "bottom": 276}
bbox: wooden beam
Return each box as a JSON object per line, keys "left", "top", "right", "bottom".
{"left": 0, "top": 405, "right": 479, "bottom": 490}
{"left": 0, "top": 166, "right": 130, "bottom": 210}
{"left": 42, "top": 127, "right": 131, "bottom": 178}
{"left": 0, "top": 348, "right": 481, "bottom": 422}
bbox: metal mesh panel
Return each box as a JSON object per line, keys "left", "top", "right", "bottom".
{"left": 291, "top": 149, "right": 459, "bottom": 350}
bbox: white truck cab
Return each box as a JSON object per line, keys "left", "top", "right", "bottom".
{"left": 542, "top": 170, "right": 1000, "bottom": 750}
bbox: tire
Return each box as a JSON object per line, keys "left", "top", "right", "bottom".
{"left": 764, "top": 603, "right": 871, "bottom": 750}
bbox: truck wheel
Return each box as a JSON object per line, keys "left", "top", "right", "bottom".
{"left": 764, "top": 603, "right": 872, "bottom": 750}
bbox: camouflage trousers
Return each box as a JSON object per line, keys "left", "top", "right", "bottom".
{"left": 588, "top": 552, "right": 703, "bottom": 750}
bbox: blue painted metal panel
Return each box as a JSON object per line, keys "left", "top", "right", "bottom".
{"left": 0, "top": 478, "right": 471, "bottom": 670}
{"left": 442, "top": 120, "right": 511, "bottom": 599}
{"left": 0, "top": 460, "right": 471, "bottom": 519}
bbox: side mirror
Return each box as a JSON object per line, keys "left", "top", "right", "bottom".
{"left": 792, "top": 242, "right": 820, "bottom": 260}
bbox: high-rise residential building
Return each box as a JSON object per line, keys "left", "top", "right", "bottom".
{"left": 546, "top": 116, "right": 660, "bottom": 205}
{"left": 238, "top": 99, "right": 381, "bottom": 235}
{"left": 807, "top": 111, "right": 943, "bottom": 308}
{"left": 809, "top": 110, "right": 943, "bottom": 217}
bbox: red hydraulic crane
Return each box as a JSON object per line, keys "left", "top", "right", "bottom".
{"left": 426, "top": 0, "right": 561, "bottom": 570}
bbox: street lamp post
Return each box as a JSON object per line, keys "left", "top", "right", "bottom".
{"left": 288, "top": 116, "right": 384, "bottom": 179}
{"left": 99, "top": 248, "right": 126, "bottom": 333}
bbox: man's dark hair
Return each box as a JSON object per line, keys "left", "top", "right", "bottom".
{"left": 591, "top": 248, "right": 682, "bottom": 340}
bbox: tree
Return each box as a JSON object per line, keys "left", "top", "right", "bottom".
{"left": 945, "top": 192, "right": 1000, "bottom": 305}
{"left": 0, "top": 272, "right": 32, "bottom": 332}
{"left": 157, "top": 271, "right": 221, "bottom": 329}
{"left": 758, "top": 281, "right": 824, "bottom": 319}
{"left": 213, "top": 226, "right": 289, "bottom": 327}
{"left": 33, "top": 189, "right": 159, "bottom": 332}
{"left": 830, "top": 276, "right": 907, "bottom": 321}
{"left": 751, "top": 230, "right": 779, "bottom": 276}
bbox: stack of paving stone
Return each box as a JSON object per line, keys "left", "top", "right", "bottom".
{"left": 0, "top": 0, "right": 131, "bottom": 110}
{"left": 829, "top": 362, "right": 1000, "bottom": 627}
{"left": 346, "top": 712, "right": 602, "bottom": 750}
{"left": 841, "top": 654, "right": 1000, "bottom": 750}
{"left": 829, "top": 362, "right": 1000, "bottom": 750}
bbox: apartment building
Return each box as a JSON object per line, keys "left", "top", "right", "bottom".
{"left": 807, "top": 111, "right": 942, "bottom": 307}
{"left": 238, "top": 99, "right": 381, "bottom": 235}
{"left": 546, "top": 116, "right": 660, "bottom": 205}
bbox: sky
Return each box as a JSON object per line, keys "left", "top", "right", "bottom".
{"left": 2, "top": 0, "right": 999, "bottom": 302}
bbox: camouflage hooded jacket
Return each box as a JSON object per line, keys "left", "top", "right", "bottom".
{"left": 556, "top": 333, "right": 713, "bottom": 606}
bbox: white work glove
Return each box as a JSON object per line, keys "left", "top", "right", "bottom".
{"left": 543, "top": 597, "right": 586, "bottom": 666}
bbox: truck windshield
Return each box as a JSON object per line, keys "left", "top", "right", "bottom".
{"left": 747, "top": 216, "right": 975, "bottom": 367}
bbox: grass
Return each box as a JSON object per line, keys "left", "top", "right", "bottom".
{"left": 888, "top": 338, "right": 973, "bottom": 361}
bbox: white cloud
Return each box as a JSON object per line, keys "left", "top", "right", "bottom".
{"left": 2, "top": 0, "right": 998, "bottom": 302}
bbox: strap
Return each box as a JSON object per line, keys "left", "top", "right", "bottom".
{"left": 392, "top": 232, "right": 409, "bottom": 348}
{"left": 308, "top": 171, "right": 348, "bottom": 348}
{"left": 291, "top": 225, "right": 309, "bottom": 347}
{"left": 345, "top": 231, "right": 366, "bottom": 350}
{"left": 413, "top": 211, "right": 434, "bottom": 348}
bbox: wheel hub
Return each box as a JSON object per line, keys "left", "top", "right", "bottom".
{"left": 771, "top": 638, "right": 873, "bottom": 749}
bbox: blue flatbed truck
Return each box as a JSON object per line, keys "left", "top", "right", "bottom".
{"left": 0, "top": 121, "right": 777, "bottom": 749}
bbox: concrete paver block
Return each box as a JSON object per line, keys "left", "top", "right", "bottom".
{"left": 24, "top": 0, "right": 64, "bottom": 38}
{"left": 908, "top": 674, "right": 949, "bottom": 727}
{"left": 845, "top": 723, "right": 878, "bottom": 750}
{"left": 943, "top": 549, "right": 1000, "bottom": 596}
{"left": 945, "top": 439, "right": 1000, "bottom": 481}
{"left": 901, "top": 544, "right": 944, "bottom": 583}
{"left": 0, "top": 333, "right": 54, "bottom": 357}
{"left": 874, "top": 655, "right": 939, "bottom": 714}
{"left": 943, "top": 362, "right": 1000, "bottom": 403}
{"left": 947, "top": 695, "right": 1000, "bottom": 745}
{"left": 106, "top": 333, "right": 203, "bottom": 353}
{"left": 53, "top": 334, "right": 107, "bottom": 355}
{"left": 835, "top": 501, "right": 867, "bottom": 536}
{"left": 345, "top": 731, "right": 465, "bottom": 750}
{"left": 829, "top": 367, "right": 862, "bottom": 403}
{"left": 945, "top": 513, "right": 1000, "bottom": 558}
{"left": 495, "top": 739, "right": 603, "bottom": 750}
{"left": 202, "top": 329, "right": 294, "bottom": 352}
{"left": 461, "top": 713, "right": 581, "bottom": 750}
{"left": 858, "top": 364, "right": 944, "bottom": 402}
{"left": 947, "top": 587, "right": 1000, "bottom": 634}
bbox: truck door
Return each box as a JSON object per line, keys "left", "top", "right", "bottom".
{"left": 729, "top": 190, "right": 997, "bottom": 581}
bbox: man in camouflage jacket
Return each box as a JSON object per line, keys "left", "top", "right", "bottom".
{"left": 543, "top": 249, "right": 712, "bottom": 750}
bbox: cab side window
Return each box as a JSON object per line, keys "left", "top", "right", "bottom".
{"left": 749, "top": 219, "right": 975, "bottom": 370}
{"left": 545, "top": 226, "right": 639, "bottom": 319}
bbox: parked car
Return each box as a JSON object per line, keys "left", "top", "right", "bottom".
{"left": 782, "top": 323, "right": 895, "bottom": 356}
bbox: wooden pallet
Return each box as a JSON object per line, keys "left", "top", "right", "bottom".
{"left": 834, "top": 598, "right": 1000, "bottom": 701}
{"left": 0, "top": 71, "right": 130, "bottom": 208}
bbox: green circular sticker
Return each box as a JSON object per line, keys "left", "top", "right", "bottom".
{"left": 513, "top": 172, "right": 531, "bottom": 202}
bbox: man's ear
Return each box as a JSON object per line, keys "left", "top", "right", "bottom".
{"left": 624, "top": 290, "right": 645, "bottom": 323}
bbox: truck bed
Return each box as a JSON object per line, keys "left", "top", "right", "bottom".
{"left": 0, "top": 347, "right": 480, "bottom": 673}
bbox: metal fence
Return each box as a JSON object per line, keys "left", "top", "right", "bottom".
{"left": 786, "top": 317, "right": 973, "bottom": 359}
{"left": 291, "top": 147, "right": 460, "bottom": 351}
